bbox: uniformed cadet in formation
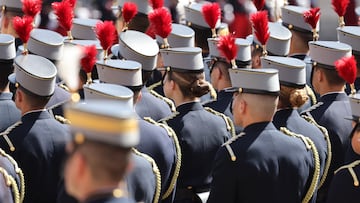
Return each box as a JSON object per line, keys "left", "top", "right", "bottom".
{"left": 207, "top": 68, "right": 315, "bottom": 203}
{"left": 63, "top": 100, "right": 138, "bottom": 203}
{"left": 0, "top": 54, "right": 69, "bottom": 203}
{"left": 95, "top": 59, "right": 179, "bottom": 203}
{"left": 83, "top": 83, "right": 160, "bottom": 203}
{"left": 301, "top": 40, "right": 355, "bottom": 202}
{"left": 160, "top": 46, "right": 232, "bottom": 202}
{"left": 326, "top": 94, "right": 360, "bottom": 203}
{"left": 0, "top": 34, "right": 21, "bottom": 132}
{"left": 0, "top": 0, "right": 24, "bottom": 49}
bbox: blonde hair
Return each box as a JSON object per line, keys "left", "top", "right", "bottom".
{"left": 279, "top": 85, "right": 308, "bottom": 108}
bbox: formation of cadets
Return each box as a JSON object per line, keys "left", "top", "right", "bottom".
{"left": 0, "top": 0, "right": 360, "bottom": 203}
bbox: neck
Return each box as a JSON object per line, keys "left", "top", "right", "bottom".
{"left": 79, "top": 182, "right": 123, "bottom": 202}
{"left": 289, "top": 34, "right": 308, "bottom": 56}
{"left": 319, "top": 84, "right": 345, "bottom": 96}
{"left": 21, "top": 106, "right": 45, "bottom": 116}
{"left": 216, "top": 80, "right": 232, "bottom": 91}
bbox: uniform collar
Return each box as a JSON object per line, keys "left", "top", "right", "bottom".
{"left": 176, "top": 101, "right": 203, "bottom": 114}
{"left": 319, "top": 92, "right": 348, "bottom": 102}
{"left": 22, "top": 109, "right": 51, "bottom": 121}
{"left": 273, "top": 109, "right": 299, "bottom": 125}
{"left": 0, "top": 92, "right": 13, "bottom": 100}
{"left": 217, "top": 90, "right": 233, "bottom": 98}
{"left": 243, "top": 121, "right": 275, "bottom": 134}
{"left": 289, "top": 53, "right": 307, "bottom": 60}
{"left": 83, "top": 188, "right": 126, "bottom": 203}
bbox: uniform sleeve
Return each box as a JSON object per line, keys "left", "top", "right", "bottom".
{"left": 207, "top": 146, "right": 237, "bottom": 203}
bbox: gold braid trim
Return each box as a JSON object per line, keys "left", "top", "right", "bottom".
{"left": 222, "top": 132, "right": 246, "bottom": 162}
{"left": 207, "top": 82, "right": 217, "bottom": 100}
{"left": 149, "top": 89, "right": 176, "bottom": 113}
{"left": 280, "top": 127, "right": 320, "bottom": 203}
{"left": 301, "top": 114, "right": 332, "bottom": 189}
{"left": 305, "top": 85, "right": 317, "bottom": 105}
{"left": 131, "top": 148, "right": 161, "bottom": 203}
{"left": 204, "top": 107, "right": 236, "bottom": 137}
{"left": 0, "top": 167, "right": 20, "bottom": 203}
{"left": 158, "top": 119, "right": 182, "bottom": 200}
{"left": 54, "top": 115, "right": 71, "bottom": 125}
{"left": 148, "top": 81, "right": 161, "bottom": 92}
{"left": 58, "top": 83, "right": 70, "bottom": 92}
{"left": 0, "top": 121, "right": 22, "bottom": 152}
{"left": 335, "top": 160, "right": 360, "bottom": 187}
{"left": 0, "top": 149, "right": 25, "bottom": 202}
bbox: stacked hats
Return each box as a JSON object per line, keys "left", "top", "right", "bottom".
{"left": 160, "top": 47, "right": 204, "bottom": 72}
{"left": 156, "top": 23, "right": 195, "bottom": 48}
{"left": 226, "top": 68, "right": 280, "bottom": 96}
{"left": 118, "top": 30, "right": 159, "bottom": 71}
{"left": 0, "top": 34, "right": 16, "bottom": 60}
{"left": 261, "top": 56, "right": 306, "bottom": 88}
{"left": 64, "top": 100, "right": 139, "bottom": 147}
{"left": 309, "top": 41, "right": 352, "bottom": 68}
{"left": 96, "top": 59, "right": 143, "bottom": 87}
{"left": 281, "top": 5, "right": 320, "bottom": 34}
{"left": 9, "top": 54, "right": 57, "bottom": 97}
{"left": 84, "top": 83, "right": 134, "bottom": 109}
{"left": 71, "top": 18, "right": 100, "bottom": 40}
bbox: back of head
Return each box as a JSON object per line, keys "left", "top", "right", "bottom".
{"left": 167, "top": 70, "right": 209, "bottom": 98}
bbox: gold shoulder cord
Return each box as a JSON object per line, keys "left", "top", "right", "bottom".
{"left": 0, "top": 167, "right": 20, "bottom": 203}
{"left": 222, "top": 132, "right": 246, "bottom": 162}
{"left": 0, "top": 121, "right": 22, "bottom": 152}
{"left": 305, "top": 85, "right": 317, "bottom": 105}
{"left": 207, "top": 82, "right": 217, "bottom": 101}
{"left": 148, "top": 81, "right": 161, "bottom": 92}
{"left": 335, "top": 160, "right": 360, "bottom": 187}
{"left": 148, "top": 89, "right": 176, "bottom": 113}
{"left": 0, "top": 148, "right": 25, "bottom": 202}
{"left": 204, "top": 107, "right": 236, "bottom": 137}
{"left": 155, "top": 118, "right": 182, "bottom": 200}
{"left": 54, "top": 115, "right": 71, "bottom": 125}
{"left": 280, "top": 127, "right": 320, "bottom": 203}
{"left": 301, "top": 114, "right": 332, "bottom": 189}
{"left": 132, "top": 148, "right": 161, "bottom": 203}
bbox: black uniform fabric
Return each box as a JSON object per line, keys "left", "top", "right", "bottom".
{"left": 84, "top": 192, "right": 136, "bottom": 203}
{"left": 0, "top": 110, "right": 70, "bottom": 203}
{"left": 136, "top": 87, "right": 172, "bottom": 121}
{"left": 46, "top": 85, "right": 71, "bottom": 117}
{"left": 273, "top": 109, "right": 328, "bottom": 179}
{"left": 301, "top": 92, "right": 353, "bottom": 202}
{"left": 0, "top": 92, "right": 21, "bottom": 132}
{"left": 126, "top": 153, "right": 156, "bottom": 203}
{"left": 203, "top": 90, "right": 242, "bottom": 134}
{"left": 164, "top": 102, "right": 230, "bottom": 193}
{"left": 207, "top": 122, "right": 314, "bottom": 203}
{"left": 137, "top": 118, "right": 177, "bottom": 200}
{"left": 326, "top": 160, "right": 360, "bottom": 203}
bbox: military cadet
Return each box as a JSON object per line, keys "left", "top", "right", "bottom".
{"left": 0, "top": 34, "right": 21, "bottom": 132}
{"left": 0, "top": 148, "right": 25, "bottom": 203}
{"left": 116, "top": 30, "right": 174, "bottom": 121}
{"left": 262, "top": 55, "right": 330, "bottom": 201}
{"left": 95, "top": 59, "right": 179, "bottom": 203}
{"left": 207, "top": 68, "right": 314, "bottom": 203}
{"left": 160, "top": 47, "right": 232, "bottom": 202}
{"left": 204, "top": 35, "right": 252, "bottom": 134}
{"left": 0, "top": 0, "right": 23, "bottom": 49}
{"left": 63, "top": 100, "right": 137, "bottom": 203}
{"left": 0, "top": 54, "right": 70, "bottom": 203}
{"left": 326, "top": 94, "right": 360, "bottom": 203}
{"left": 83, "top": 83, "right": 161, "bottom": 203}
{"left": 301, "top": 41, "right": 354, "bottom": 203}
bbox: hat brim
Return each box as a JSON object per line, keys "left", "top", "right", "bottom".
{"left": 224, "top": 87, "right": 239, "bottom": 93}
{"left": 8, "top": 73, "right": 16, "bottom": 84}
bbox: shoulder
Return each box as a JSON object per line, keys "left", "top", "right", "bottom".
{"left": 334, "top": 160, "right": 360, "bottom": 187}
{"left": 204, "top": 107, "right": 236, "bottom": 136}
{"left": 301, "top": 102, "right": 324, "bottom": 115}
{"left": 221, "top": 132, "right": 246, "bottom": 162}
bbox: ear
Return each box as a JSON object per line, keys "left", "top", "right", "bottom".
{"left": 214, "top": 67, "right": 222, "bottom": 80}
{"left": 15, "top": 89, "right": 23, "bottom": 103}
{"left": 252, "top": 55, "right": 261, "bottom": 69}
{"left": 239, "top": 98, "right": 247, "bottom": 115}
{"left": 136, "top": 91, "right": 142, "bottom": 103}
{"left": 3, "top": 16, "right": 10, "bottom": 29}
{"left": 75, "top": 153, "right": 87, "bottom": 179}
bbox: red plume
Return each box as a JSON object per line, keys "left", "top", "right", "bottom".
{"left": 81, "top": 45, "right": 97, "bottom": 73}
{"left": 332, "top": 0, "right": 349, "bottom": 17}
{"left": 95, "top": 21, "right": 117, "bottom": 52}
{"left": 122, "top": 2, "right": 138, "bottom": 23}
{"left": 201, "top": 3, "right": 221, "bottom": 29}
{"left": 52, "top": 0, "right": 74, "bottom": 31}
{"left": 250, "top": 11, "right": 269, "bottom": 46}
{"left": 335, "top": 55, "right": 357, "bottom": 84}
{"left": 145, "top": 24, "right": 156, "bottom": 39}
{"left": 253, "top": 0, "right": 265, "bottom": 11}
{"left": 13, "top": 16, "right": 34, "bottom": 44}
{"left": 22, "top": 0, "right": 42, "bottom": 18}
{"left": 149, "top": 0, "right": 163, "bottom": 9}
{"left": 303, "top": 7, "right": 320, "bottom": 29}
{"left": 148, "top": 7, "right": 172, "bottom": 38}
{"left": 217, "top": 34, "right": 237, "bottom": 63}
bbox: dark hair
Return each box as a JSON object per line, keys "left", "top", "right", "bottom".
{"left": 127, "top": 13, "right": 150, "bottom": 33}
{"left": 316, "top": 65, "right": 345, "bottom": 86}
{"left": 18, "top": 85, "right": 51, "bottom": 108}
{"left": 212, "top": 60, "right": 231, "bottom": 81}
{"left": 190, "top": 25, "right": 212, "bottom": 55}
{"left": 167, "top": 70, "right": 209, "bottom": 98}
{"left": 0, "top": 60, "right": 14, "bottom": 91}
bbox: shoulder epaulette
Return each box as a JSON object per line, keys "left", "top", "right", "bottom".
{"left": 148, "top": 81, "right": 161, "bottom": 92}
{"left": 204, "top": 107, "right": 236, "bottom": 137}
{"left": 149, "top": 89, "right": 176, "bottom": 113}
{"left": 54, "top": 115, "right": 71, "bottom": 125}
{"left": 301, "top": 114, "right": 332, "bottom": 189}
{"left": 143, "top": 117, "right": 182, "bottom": 200}
{"left": 280, "top": 127, "right": 320, "bottom": 203}
{"left": 0, "top": 121, "right": 22, "bottom": 152}
{"left": 208, "top": 82, "right": 217, "bottom": 100}
{"left": 222, "top": 132, "right": 246, "bottom": 162}
{"left": 0, "top": 167, "right": 20, "bottom": 203}
{"left": 131, "top": 148, "right": 161, "bottom": 203}
{"left": 302, "top": 102, "right": 324, "bottom": 113}
{"left": 158, "top": 112, "right": 179, "bottom": 123}
{"left": 335, "top": 160, "right": 360, "bottom": 187}
{"left": 58, "top": 83, "right": 70, "bottom": 92}
{"left": 305, "top": 85, "right": 317, "bottom": 105}
{"left": 0, "top": 148, "right": 25, "bottom": 202}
